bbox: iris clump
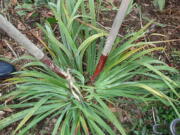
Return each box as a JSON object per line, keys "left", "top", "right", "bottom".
{"left": 0, "top": 0, "right": 179, "bottom": 135}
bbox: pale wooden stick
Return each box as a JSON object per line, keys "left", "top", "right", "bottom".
{"left": 91, "top": 0, "right": 131, "bottom": 82}
{"left": 102, "top": 0, "right": 131, "bottom": 55}
{"left": 0, "top": 14, "right": 67, "bottom": 77}
{"left": 4, "top": 40, "right": 18, "bottom": 58}
{"left": 0, "top": 14, "right": 44, "bottom": 59}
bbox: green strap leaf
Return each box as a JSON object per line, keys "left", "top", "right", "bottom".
{"left": 14, "top": 96, "right": 51, "bottom": 133}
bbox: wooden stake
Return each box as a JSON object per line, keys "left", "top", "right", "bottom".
{"left": 0, "top": 15, "right": 44, "bottom": 60}
{"left": 0, "top": 14, "right": 67, "bottom": 78}
{"left": 91, "top": 0, "right": 131, "bottom": 82}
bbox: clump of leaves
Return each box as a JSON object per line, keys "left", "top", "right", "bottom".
{"left": 153, "top": 0, "right": 166, "bottom": 11}
{"left": 0, "top": 0, "right": 179, "bottom": 135}
{"left": 22, "top": 0, "right": 56, "bottom": 6}
{"left": 15, "top": 3, "right": 34, "bottom": 16}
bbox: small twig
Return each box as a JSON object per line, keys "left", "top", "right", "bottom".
{"left": 3, "top": 40, "right": 18, "bottom": 58}
{"left": 66, "top": 69, "right": 83, "bottom": 101}
{"left": 76, "top": 18, "right": 123, "bottom": 37}
{"left": 152, "top": 107, "right": 157, "bottom": 125}
{"left": 0, "top": 83, "right": 12, "bottom": 87}
{"left": 96, "top": 22, "right": 123, "bottom": 37}
{"left": 76, "top": 18, "right": 105, "bottom": 33}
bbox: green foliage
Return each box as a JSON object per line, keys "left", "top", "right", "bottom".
{"left": 101, "top": 0, "right": 135, "bottom": 14}
{"left": 153, "top": 0, "right": 166, "bottom": 11}
{"left": 15, "top": 3, "right": 33, "bottom": 16}
{"left": 0, "top": 0, "right": 179, "bottom": 134}
{"left": 15, "top": 0, "right": 57, "bottom": 16}
{"left": 130, "top": 102, "right": 180, "bottom": 135}
{"left": 171, "top": 50, "right": 180, "bottom": 65}
{"left": 157, "top": 105, "right": 179, "bottom": 123}
{"left": 22, "top": 0, "right": 56, "bottom": 5}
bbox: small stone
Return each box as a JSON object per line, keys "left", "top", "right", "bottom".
{"left": 52, "top": 118, "right": 57, "bottom": 123}
{"left": 0, "top": 111, "right": 5, "bottom": 115}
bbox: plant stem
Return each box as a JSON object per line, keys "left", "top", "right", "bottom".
{"left": 41, "top": 57, "right": 67, "bottom": 78}
{"left": 90, "top": 0, "right": 131, "bottom": 82}
{"left": 90, "top": 55, "right": 108, "bottom": 81}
